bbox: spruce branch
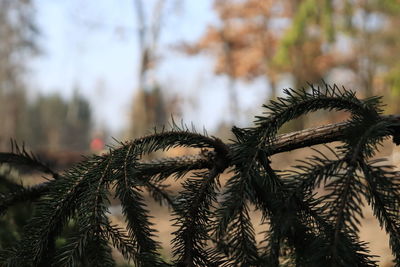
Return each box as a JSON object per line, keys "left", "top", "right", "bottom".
{"left": 0, "top": 181, "right": 51, "bottom": 216}
{"left": 136, "top": 114, "right": 400, "bottom": 172}
{"left": 103, "top": 222, "right": 139, "bottom": 262}
{"left": 0, "top": 140, "right": 60, "bottom": 180}
{"left": 172, "top": 138, "right": 229, "bottom": 266}
{"left": 113, "top": 143, "right": 166, "bottom": 267}
{"left": 361, "top": 161, "right": 400, "bottom": 266}
{"left": 13, "top": 159, "right": 97, "bottom": 265}
{"left": 1, "top": 84, "right": 400, "bottom": 266}
{"left": 211, "top": 84, "right": 391, "bottom": 265}
{"left": 0, "top": 173, "right": 24, "bottom": 191}
{"left": 57, "top": 155, "right": 115, "bottom": 266}
{"left": 1, "top": 114, "right": 398, "bottom": 221}
{"left": 144, "top": 180, "right": 176, "bottom": 208}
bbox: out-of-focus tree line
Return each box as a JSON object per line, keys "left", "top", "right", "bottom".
{"left": 0, "top": 0, "right": 92, "bottom": 152}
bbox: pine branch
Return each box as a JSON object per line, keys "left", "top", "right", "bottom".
{"left": 0, "top": 142, "right": 60, "bottom": 216}
{"left": 144, "top": 180, "right": 176, "bottom": 208}
{"left": 114, "top": 144, "right": 165, "bottom": 267}
{"left": 271, "top": 114, "right": 399, "bottom": 153}
{"left": 0, "top": 181, "right": 51, "bottom": 215}
{"left": 2, "top": 84, "right": 400, "bottom": 266}
{"left": 361, "top": 161, "right": 400, "bottom": 266}
{"left": 214, "top": 171, "right": 260, "bottom": 266}
{"left": 0, "top": 173, "right": 24, "bottom": 191}
{"left": 172, "top": 169, "right": 222, "bottom": 267}
{"left": 0, "top": 112, "right": 394, "bottom": 227}
{"left": 136, "top": 114, "right": 400, "bottom": 171}
{"left": 0, "top": 141, "right": 60, "bottom": 180}
{"left": 103, "top": 222, "right": 139, "bottom": 262}
{"left": 12, "top": 158, "right": 98, "bottom": 265}
{"left": 59, "top": 156, "right": 114, "bottom": 266}
{"left": 1, "top": 115, "right": 398, "bottom": 211}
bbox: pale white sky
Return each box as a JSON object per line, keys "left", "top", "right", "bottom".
{"left": 30, "top": 0, "right": 269, "bottom": 135}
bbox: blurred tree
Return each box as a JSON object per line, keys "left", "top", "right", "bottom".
{"left": 181, "top": 0, "right": 346, "bottom": 127}
{"left": 338, "top": 1, "right": 400, "bottom": 99}
{"left": 129, "top": 0, "right": 170, "bottom": 138}
{"left": 182, "top": 0, "right": 400, "bottom": 128}
{"left": 275, "top": 0, "right": 400, "bottom": 100}
{"left": 27, "top": 91, "right": 92, "bottom": 152}
{"left": 0, "top": 0, "right": 39, "bottom": 150}
{"left": 28, "top": 94, "right": 67, "bottom": 151}
{"left": 272, "top": 0, "right": 349, "bottom": 129}
{"left": 181, "top": 0, "right": 283, "bottom": 118}
{"left": 273, "top": 0, "right": 337, "bottom": 86}
{"left": 64, "top": 89, "right": 92, "bottom": 151}
{"left": 361, "top": 1, "right": 400, "bottom": 112}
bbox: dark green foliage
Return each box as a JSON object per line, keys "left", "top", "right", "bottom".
{"left": 1, "top": 83, "right": 400, "bottom": 266}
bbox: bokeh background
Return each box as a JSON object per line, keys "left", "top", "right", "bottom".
{"left": 1, "top": 0, "right": 400, "bottom": 265}
{"left": 2, "top": 0, "right": 400, "bottom": 151}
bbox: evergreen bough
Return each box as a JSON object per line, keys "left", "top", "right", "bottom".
{"left": 1, "top": 84, "right": 400, "bottom": 266}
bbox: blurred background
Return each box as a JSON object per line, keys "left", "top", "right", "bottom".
{"left": 1, "top": 0, "right": 400, "bottom": 265}
{"left": 2, "top": 0, "right": 400, "bottom": 155}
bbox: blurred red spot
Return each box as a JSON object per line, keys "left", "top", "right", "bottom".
{"left": 90, "top": 138, "right": 104, "bottom": 151}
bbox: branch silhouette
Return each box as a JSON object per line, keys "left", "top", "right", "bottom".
{"left": 1, "top": 84, "right": 400, "bottom": 266}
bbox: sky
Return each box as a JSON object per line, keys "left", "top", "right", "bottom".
{"left": 30, "top": 0, "right": 270, "bottom": 135}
